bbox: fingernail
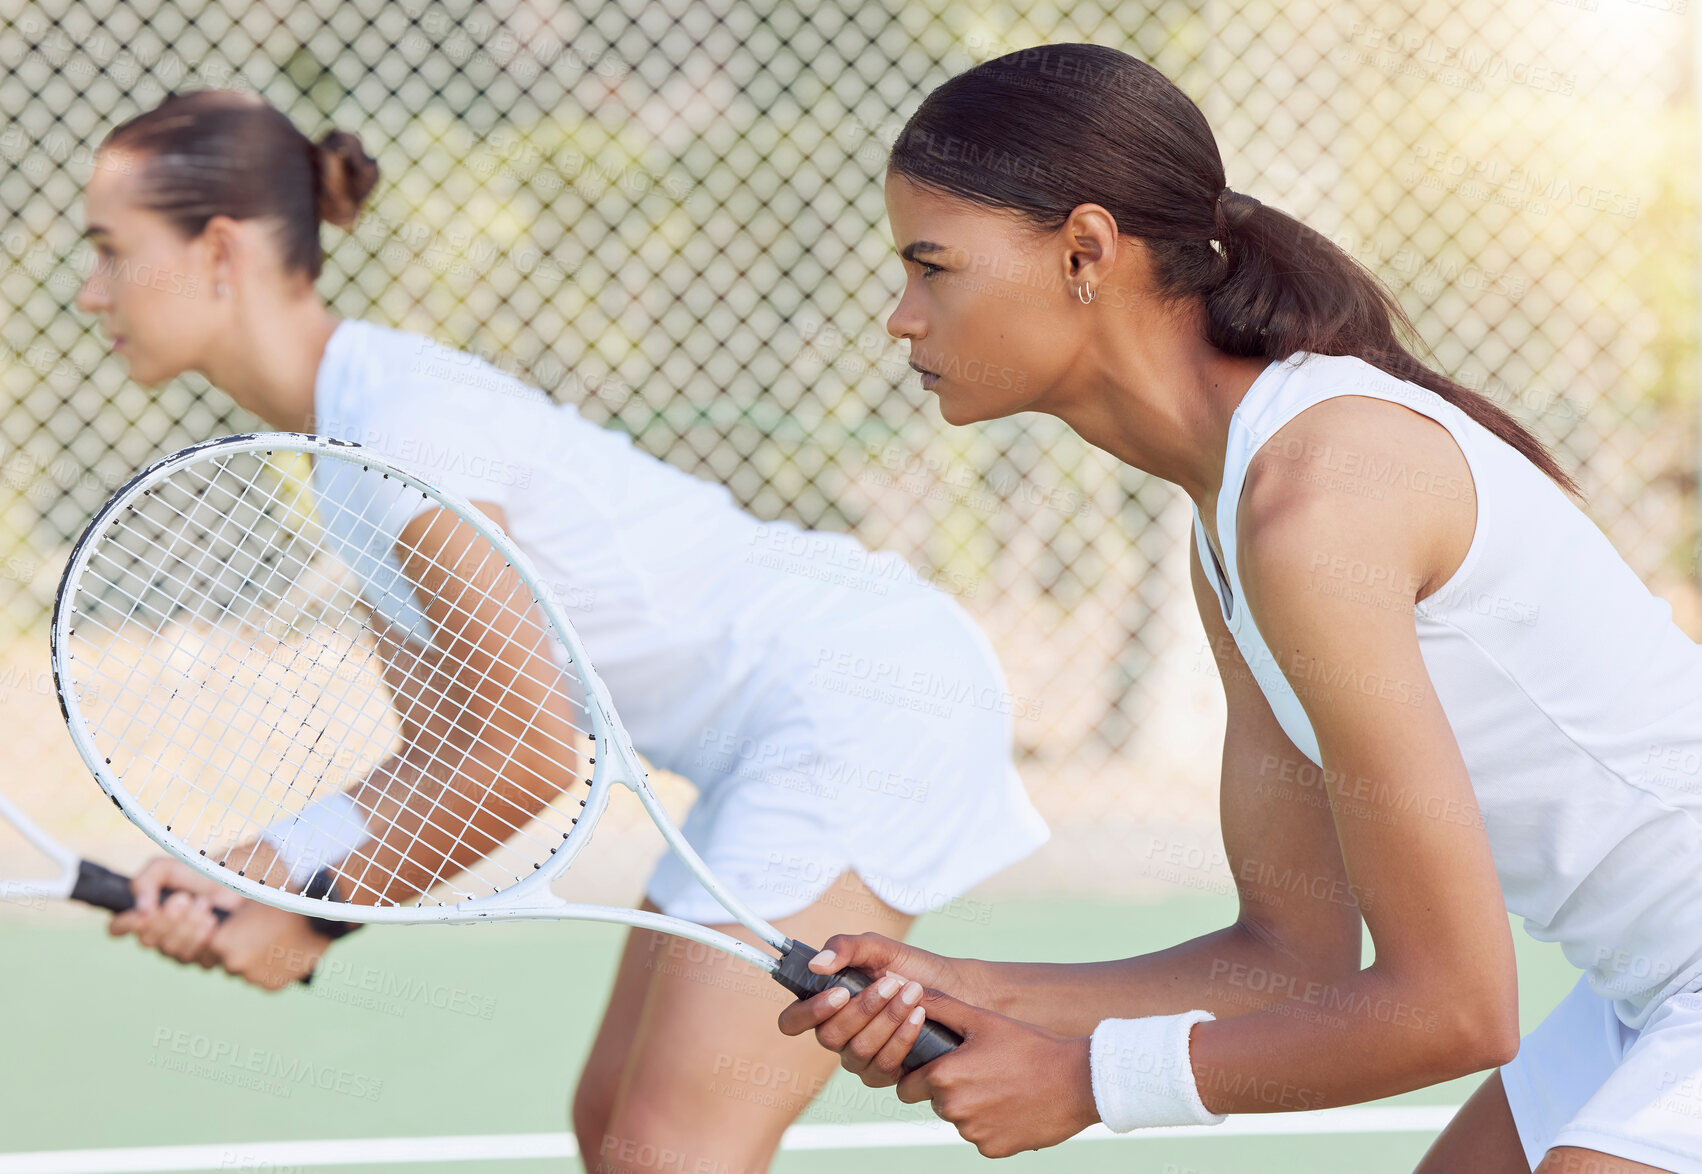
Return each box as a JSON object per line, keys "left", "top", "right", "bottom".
{"left": 876, "top": 974, "right": 902, "bottom": 999}
{"left": 812, "top": 949, "right": 837, "bottom": 971}
{"left": 827, "top": 987, "right": 850, "bottom": 1007}
{"left": 901, "top": 981, "right": 922, "bottom": 1006}
{"left": 909, "top": 1007, "right": 925, "bottom": 1025}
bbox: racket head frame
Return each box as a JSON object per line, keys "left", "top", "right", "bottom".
{"left": 51, "top": 432, "right": 649, "bottom": 926}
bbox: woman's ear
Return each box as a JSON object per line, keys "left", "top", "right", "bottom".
{"left": 198, "top": 214, "right": 244, "bottom": 299}
{"left": 1060, "top": 203, "right": 1118, "bottom": 285}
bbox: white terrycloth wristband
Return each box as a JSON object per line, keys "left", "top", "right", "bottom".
{"left": 1090, "top": 1010, "right": 1226, "bottom": 1131}
{"left": 259, "top": 792, "right": 372, "bottom": 889}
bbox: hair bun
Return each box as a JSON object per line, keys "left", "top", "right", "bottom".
{"left": 1214, "top": 188, "right": 1262, "bottom": 238}
{"left": 314, "top": 130, "right": 379, "bottom": 229}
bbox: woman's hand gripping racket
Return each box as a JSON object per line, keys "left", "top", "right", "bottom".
{"left": 50, "top": 433, "right": 959, "bottom": 1069}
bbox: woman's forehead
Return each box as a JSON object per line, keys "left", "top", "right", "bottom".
{"left": 887, "top": 181, "right": 1034, "bottom": 252}
{"left": 83, "top": 153, "right": 149, "bottom": 226}
{"left": 887, "top": 178, "right": 972, "bottom": 228}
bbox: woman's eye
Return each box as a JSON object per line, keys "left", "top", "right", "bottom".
{"left": 919, "top": 262, "right": 944, "bottom": 279}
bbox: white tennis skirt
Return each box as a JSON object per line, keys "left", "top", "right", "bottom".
{"left": 645, "top": 587, "right": 1049, "bottom": 925}
{"left": 1503, "top": 970, "right": 1702, "bottom": 1171}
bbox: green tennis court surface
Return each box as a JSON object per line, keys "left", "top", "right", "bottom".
{"left": 0, "top": 895, "right": 1577, "bottom": 1172}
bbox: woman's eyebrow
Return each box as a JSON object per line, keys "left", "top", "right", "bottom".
{"left": 899, "top": 241, "right": 948, "bottom": 262}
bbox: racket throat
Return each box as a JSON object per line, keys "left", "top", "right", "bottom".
{"left": 771, "top": 938, "right": 840, "bottom": 1000}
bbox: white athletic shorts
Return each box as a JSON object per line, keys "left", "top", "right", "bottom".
{"left": 645, "top": 588, "right": 1049, "bottom": 926}
{"left": 1503, "top": 972, "right": 1702, "bottom": 1171}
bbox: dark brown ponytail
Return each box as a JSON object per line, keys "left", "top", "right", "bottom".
{"left": 103, "top": 90, "right": 379, "bottom": 280}
{"left": 888, "top": 44, "right": 1580, "bottom": 498}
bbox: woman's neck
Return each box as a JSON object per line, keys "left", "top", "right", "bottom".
{"left": 1044, "top": 314, "right": 1270, "bottom": 510}
{"left": 198, "top": 297, "right": 341, "bottom": 432}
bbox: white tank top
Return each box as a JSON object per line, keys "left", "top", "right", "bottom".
{"left": 1194, "top": 352, "right": 1702, "bottom": 1028}
{"left": 311, "top": 319, "right": 955, "bottom": 779}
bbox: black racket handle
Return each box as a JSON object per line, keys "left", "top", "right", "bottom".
{"left": 70, "top": 859, "right": 226, "bottom": 918}
{"left": 772, "top": 939, "right": 962, "bottom": 1070}
{"left": 71, "top": 860, "right": 314, "bottom": 986}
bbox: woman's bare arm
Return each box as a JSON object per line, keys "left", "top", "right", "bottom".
{"left": 1182, "top": 400, "right": 1518, "bottom": 1111}
{"left": 943, "top": 527, "right": 1366, "bottom": 1032}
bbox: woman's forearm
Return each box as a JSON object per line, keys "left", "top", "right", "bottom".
{"left": 961, "top": 919, "right": 1361, "bottom": 1036}
{"left": 960, "top": 936, "right": 1507, "bottom": 1119}
{"left": 340, "top": 734, "right": 573, "bottom": 903}
{"left": 1185, "top": 963, "right": 1515, "bottom": 1113}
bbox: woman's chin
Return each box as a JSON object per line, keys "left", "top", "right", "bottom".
{"left": 936, "top": 391, "right": 1007, "bottom": 427}
{"left": 934, "top": 390, "right": 979, "bottom": 426}
{"left": 120, "top": 356, "right": 176, "bottom": 388}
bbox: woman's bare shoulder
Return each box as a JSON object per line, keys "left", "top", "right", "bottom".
{"left": 1238, "top": 394, "right": 1476, "bottom": 604}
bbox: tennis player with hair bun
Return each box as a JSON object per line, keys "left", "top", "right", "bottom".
{"left": 75, "top": 90, "right": 1046, "bottom": 1172}
{"left": 779, "top": 44, "right": 1702, "bottom": 1174}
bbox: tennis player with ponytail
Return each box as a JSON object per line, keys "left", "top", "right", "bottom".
{"left": 781, "top": 44, "right": 1702, "bottom": 1174}
{"left": 74, "top": 90, "right": 1046, "bottom": 1171}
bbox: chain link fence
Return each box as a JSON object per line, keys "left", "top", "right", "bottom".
{"left": 0, "top": 0, "right": 1696, "bottom": 896}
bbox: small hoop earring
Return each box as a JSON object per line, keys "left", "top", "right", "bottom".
{"left": 1076, "top": 282, "right": 1095, "bottom": 305}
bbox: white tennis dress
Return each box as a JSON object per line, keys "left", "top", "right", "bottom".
{"left": 309, "top": 318, "right": 1048, "bottom": 924}
{"left": 1195, "top": 352, "right": 1702, "bottom": 1169}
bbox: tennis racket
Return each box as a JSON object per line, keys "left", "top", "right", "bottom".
{"left": 0, "top": 782, "right": 321, "bottom": 980}
{"left": 0, "top": 785, "right": 321, "bottom": 984}
{"left": 50, "top": 432, "right": 958, "bottom": 1068}
{"left": 0, "top": 786, "right": 168, "bottom": 914}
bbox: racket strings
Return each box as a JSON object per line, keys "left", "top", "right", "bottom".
{"left": 258, "top": 461, "right": 595, "bottom": 899}
{"left": 62, "top": 448, "right": 599, "bottom": 908}
{"left": 74, "top": 470, "right": 380, "bottom": 841}
{"left": 221, "top": 528, "right": 578, "bottom": 903}
{"left": 79, "top": 462, "right": 313, "bottom": 632}
{"left": 328, "top": 505, "right": 595, "bottom": 902}
{"left": 335, "top": 532, "right": 565, "bottom": 902}
{"left": 303, "top": 486, "right": 601, "bottom": 899}
{"left": 97, "top": 458, "right": 578, "bottom": 902}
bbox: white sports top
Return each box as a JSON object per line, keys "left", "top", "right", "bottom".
{"left": 312, "top": 319, "right": 954, "bottom": 779}
{"left": 1194, "top": 352, "right": 1702, "bottom": 1029}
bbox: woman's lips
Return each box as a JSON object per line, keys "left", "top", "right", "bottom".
{"left": 909, "top": 361, "right": 939, "bottom": 390}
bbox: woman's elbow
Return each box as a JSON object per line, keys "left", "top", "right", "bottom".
{"left": 1438, "top": 997, "right": 1521, "bottom": 1075}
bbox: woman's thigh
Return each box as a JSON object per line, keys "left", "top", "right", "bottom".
{"left": 1413, "top": 1072, "right": 1531, "bottom": 1174}
{"left": 593, "top": 870, "right": 915, "bottom": 1174}
{"left": 1414, "top": 1076, "right": 1679, "bottom": 1174}
{"left": 570, "top": 900, "right": 669, "bottom": 1144}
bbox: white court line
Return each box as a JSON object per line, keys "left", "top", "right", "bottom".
{"left": 0, "top": 1106, "right": 1459, "bottom": 1173}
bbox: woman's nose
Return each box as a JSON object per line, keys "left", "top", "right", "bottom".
{"left": 75, "top": 272, "right": 107, "bottom": 314}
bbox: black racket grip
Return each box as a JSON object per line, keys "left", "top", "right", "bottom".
{"left": 70, "top": 859, "right": 145, "bottom": 913}
{"left": 71, "top": 861, "right": 314, "bottom": 986}
{"left": 772, "top": 940, "right": 962, "bottom": 1070}
{"left": 71, "top": 860, "right": 230, "bottom": 921}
